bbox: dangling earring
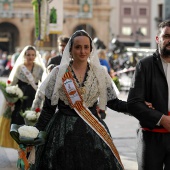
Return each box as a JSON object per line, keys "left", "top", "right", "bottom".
{"left": 70, "top": 53, "right": 73, "bottom": 61}
{"left": 88, "top": 54, "right": 91, "bottom": 62}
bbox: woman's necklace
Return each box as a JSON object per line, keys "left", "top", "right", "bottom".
{"left": 69, "top": 63, "right": 88, "bottom": 95}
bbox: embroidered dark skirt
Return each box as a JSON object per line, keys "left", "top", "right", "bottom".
{"left": 30, "top": 102, "right": 123, "bottom": 170}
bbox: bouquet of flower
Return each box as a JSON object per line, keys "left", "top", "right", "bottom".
{"left": 21, "top": 108, "right": 41, "bottom": 126}
{"left": 0, "top": 80, "right": 26, "bottom": 118}
{"left": 18, "top": 125, "right": 39, "bottom": 139}
{"left": 10, "top": 123, "right": 46, "bottom": 147}
{"left": 10, "top": 124, "right": 47, "bottom": 170}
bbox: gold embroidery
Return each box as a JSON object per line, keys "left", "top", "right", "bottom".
{"left": 79, "top": 87, "right": 86, "bottom": 95}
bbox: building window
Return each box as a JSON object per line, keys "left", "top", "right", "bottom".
{"left": 139, "top": 8, "right": 147, "bottom": 16}
{"left": 122, "top": 27, "right": 132, "bottom": 35}
{"left": 124, "top": 8, "right": 131, "bottom": 15}
{"left": 140, "top": 27, "right": 147, "bottom": 36}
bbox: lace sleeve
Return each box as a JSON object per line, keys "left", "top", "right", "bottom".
{"left": 104, "top": 71, "right": 117, "bottom": 101}
{"left": 31, "top": 89, "right": 45, "bottom": 111}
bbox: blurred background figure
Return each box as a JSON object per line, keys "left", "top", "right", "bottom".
{"left": 47, "top": 35, "right": 69, "bottom": 66}
{"left": 11, "top": 47, "right": 21, "bottom": 68}
{"left": 0, "top": 55, "right": 12, "bottom": 77}
{"left": 97, "top": 49, "right": 111, "bottom": 73}
{"left": 0, "top": 51, "right": 8, "bottom": 76}
{"left": 1, "top": 51, "right": 8, "bottom": 68}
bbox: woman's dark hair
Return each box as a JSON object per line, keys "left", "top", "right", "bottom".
{"left": 69, "top": 30, "right": 92, "bottom": 52}
{"left": 24, "top": 46, "right": 36, "bottom": 55}
{"left": 25, "top": 45, "right": 36, "bottom": 52}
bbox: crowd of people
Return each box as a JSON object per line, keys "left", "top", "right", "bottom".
{"left": 0, "top": 38, "right": 121, "bottom": 91}
{"left": 0, "top": 19, "right": 170, "bottom": 170}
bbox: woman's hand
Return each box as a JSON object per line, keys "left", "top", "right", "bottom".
{"left": 96, "top": 105, "right": 106, "bottom": 119}
{"left": 145, "top": 101, "right": 155, "bottom": 109}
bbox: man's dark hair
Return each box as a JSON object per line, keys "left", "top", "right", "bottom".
{"left": 158, "top": 20, "right": 170, "bottom": 35}
{"left": 58, "top": 35, "right": 69, "bottom": 44}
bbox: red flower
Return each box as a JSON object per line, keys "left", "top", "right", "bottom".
{"left": 7, "top": 80, "right": 11, "bottom": 84}
{"left": 35, "top": 108, "right": 40, "bottom": 113}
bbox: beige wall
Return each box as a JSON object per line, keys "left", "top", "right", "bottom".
{"left": 63, "top": 1, "right": 111, "bottom": 47}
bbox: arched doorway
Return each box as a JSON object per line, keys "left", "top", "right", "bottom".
{"left": 73, "top": 24, "right": 96, "bottom": 39}
{"left": 0, "top": 22, "right": 19, "bottom": 54}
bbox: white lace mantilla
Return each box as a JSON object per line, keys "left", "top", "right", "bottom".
{"left": 41, "top": 64, "right": 117, "bottom": 109}
{"left": 10, "top": 63, "right": 44, "bottom": 85}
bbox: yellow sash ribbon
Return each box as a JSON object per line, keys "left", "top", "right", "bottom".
{"left": 62, "top": 69, "right": 124, "bottom": 169}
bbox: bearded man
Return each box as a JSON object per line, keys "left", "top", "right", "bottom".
{"left": 127, "top": 20, "right": 170, "bottom": 170}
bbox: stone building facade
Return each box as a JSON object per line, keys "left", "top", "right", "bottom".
{"left": 0, "top": 0, "right": 111, "bottom": 54}
{"left": 0, "top": 0, "right": 35, "bottom": 53}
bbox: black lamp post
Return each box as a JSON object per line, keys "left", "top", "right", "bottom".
{"left": 130, "top": 28, "right": 144, "bottom": 48}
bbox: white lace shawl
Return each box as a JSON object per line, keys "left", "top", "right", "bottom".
{"left": 10, "top": 63, "right": 44, "bottom": 85}
{"left": 39, "top": 63, "right": 117, "bottom": 110}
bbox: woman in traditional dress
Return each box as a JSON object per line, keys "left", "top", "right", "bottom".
{"left": 0, "top": 45, "right": 45, "bottom": 149}
{"left": 30, "top": 30, "right": 128, "bottom": 170}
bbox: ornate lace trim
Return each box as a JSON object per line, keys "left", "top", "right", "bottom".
{"left": 43, "top": 65, "right": 117, "bottom": 109}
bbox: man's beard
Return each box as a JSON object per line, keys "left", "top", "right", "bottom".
{"left": 160, "top": 45, "right": 170, "bottom": 58}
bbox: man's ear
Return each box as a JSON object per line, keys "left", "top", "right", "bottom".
{"left": 155, "top": 36, "right": 159, "bottom": 44}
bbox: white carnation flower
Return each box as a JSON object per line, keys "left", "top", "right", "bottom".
{"left": 15, "top": 85, "right": 23, "bottom": 98}
{"left": 6, "top": 86, "right": 13, "bottom": 93}
{"left": 25, "top": 111, "right": 37, "bottom": 121}
{"left": 6, "top": 85, "right": 23, "bottom": 98}
{"left": 18, "top": 125, "right": 39, "bottom": 138}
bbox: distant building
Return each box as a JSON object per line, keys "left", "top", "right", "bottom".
{"left": 0, "top": 0, "right": 111, "bottom": 54}
{"left": 110, "top": 0, "right": 165, "bottom": 49}
{"left": 0, "top": 0, "right": 166, "bottom": 54}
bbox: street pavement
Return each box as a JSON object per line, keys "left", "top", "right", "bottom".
{"left": 0, "top": 76, "right": 138, "bottom": 170}
{"left": 105, "top": 92, "right": 138, "bottom": 170}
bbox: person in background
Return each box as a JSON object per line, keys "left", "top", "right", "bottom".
{"left": 0, "top": 45, "right": 45, "bottom": 149}
{"left": 11, "top": 47, "right": 21, "bottom": 68}
{"left": 127, "top": 20, "right": 170, "bottom": 170}
{"left": 1, "top": 51, "right": 8, "bottom": 68}
{"left": 97, "top": 49, "right": 111, "bottom": 73}
{"left": 0, "top": 55, "right": 13, "bottom": 76}
{"left": 10, "top": 45, "right": 45, "bottom": 125}
{"left": 29, "top": 30, "right": 129, "bottom": 170}
{"left": 47, "top": 35, "right": 69, "bottom": 66}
